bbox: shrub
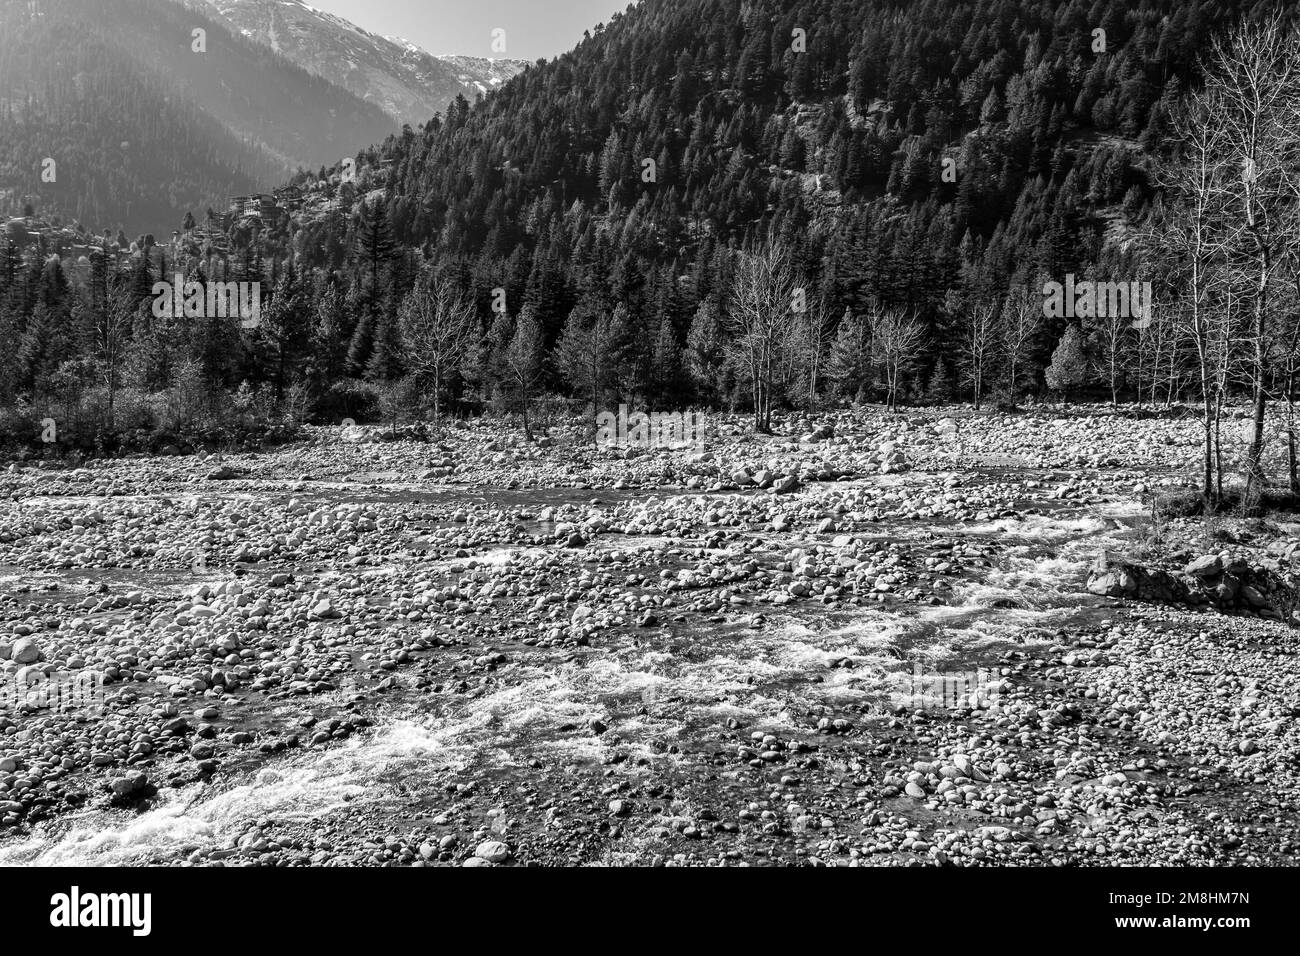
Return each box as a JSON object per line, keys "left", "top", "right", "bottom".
{"left": 1045, "top": 325, "right": 1088, "bottom": 398}
{"left": 318, "top": 378, "right": 380, "bottom": 424}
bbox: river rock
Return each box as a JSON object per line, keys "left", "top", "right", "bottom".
{"left": 475, "top": 840, "right": 512, "bottom": 863}
{"left": 10, "top": 637, "right": 40, "bottom": 665}
{"left": 310, "top": 600, "right": 341, "bottom": 620}
{"left": 1184, "top": 554, "right": 1223, "bottom": 578}
{"left": 109, "top": 771, "right": 149, "bottom": 797}
{"left": 772, "top": 475, "right": 800, "bottom": 495}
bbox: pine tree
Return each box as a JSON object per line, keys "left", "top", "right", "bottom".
{"left": 365, "top": 311, "right": 404, "bottom": 383}
{"left": 554, "top": 306, "right": 614, "bottom": 420}
{"left": 258, "top": 263, "right": 307, "bottom": 399}
{"left": 1045, "top": 325, "right": 1088, "bottom": 402}
{"left": 925, "top": 361, "right": 953, "bottom": 405}
{"left": 826, "top": 310, "right": 870, "bottom": 402}
{"left": 350, "top": 199, "right": 396, "bottom": 375}
{"left": 309, "top": 280, "right": 348, "bottom": 387}
{"left": 649, "top": 317, "right": 684, "bottom": 406}
{"left": 17, "top": 301, "right": 54, "bottom": 390}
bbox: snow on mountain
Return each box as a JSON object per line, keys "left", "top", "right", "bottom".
{"left": 190, "top": 0, "right": 528, "bottom": 126}
{"left": 434, "top": 54, "right": 529, "bottom": 96}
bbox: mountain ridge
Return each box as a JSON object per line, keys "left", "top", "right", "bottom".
{"left": 0, "top": 0, "right": 401, "bottom": 233}
{"left": 188, "top": 0, "right": 530, "bottom": 126}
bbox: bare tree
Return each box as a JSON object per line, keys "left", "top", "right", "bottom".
{"left": 1201, "top": 16, "right": 1300, "bottom": 496}
{"left": 1088, "top": 301, "right": 1129, "bottom": 407}
{"left": 1147, "top": 16, "right": 1300, "bottom": 503}
{"left": 1148, "top": 95, "right": 1234, "bottom": 503}
{"left": 960, "top": 299, "right": 998, "bottom": 410}
{"left": 794, "top": 297, "right": 832, "bottom": 413}
{"left": 1214, "top": 287, "right": 1244, "bottom": 503}
{"left": 1279, "top": 47, "right": 1300, "bottom": 495}
{"left": 1131, "top": 298, "right": 1180, "bottom": 409}
{"left": 376, "top": 376, "right": 419, "bottom": 437}
{"left": 1000, "top": 285, "right": 1040, "bottom": 405}
{"left": 554, "top": 304, "right": 633, "bottom": 440}
{"left": 872, "top": 307, "right": 926, "bottom": 412}
{"left": 503, "top": 308, "right": 545, "bottom": 440}
{"left": 726, "top": 244, "right": 798, "bottom": 432}
{"left": 399, "top": 273, "right": 478, "bottom": 431}
{"left": 1273, "top": 275, "right": 1300, "bottom": 493}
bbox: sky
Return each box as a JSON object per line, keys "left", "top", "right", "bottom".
{"left": 300, "top": 0, "right": 636, "bottom": 61}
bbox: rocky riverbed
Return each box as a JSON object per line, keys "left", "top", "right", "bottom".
{"left": 0, "top": 406, "right": 1297, "bottom": 867}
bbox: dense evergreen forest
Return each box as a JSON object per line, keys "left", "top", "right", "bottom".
{"left": 0, "top": 0, "right": 1295, "bottom": 467}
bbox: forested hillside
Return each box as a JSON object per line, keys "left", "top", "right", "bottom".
{"left": 288, "top": 0, "right": 1265, "bottom": 403}
{"left": 0, "top": 0, "right": 397, "bottom": 233}
{"left": 1, "top": 0, "right": 1294, "bottom": 453}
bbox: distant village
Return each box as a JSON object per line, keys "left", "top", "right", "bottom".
{"left": 1, "top": 157, "right": 396, "bottom": 277}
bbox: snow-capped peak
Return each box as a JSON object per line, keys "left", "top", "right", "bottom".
{"left": 184, "top": 0, "right": 528, "bottom": 126}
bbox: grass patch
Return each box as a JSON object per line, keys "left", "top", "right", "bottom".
{"left": 1155, "top": 486, "right": 1300, "bottom": 520}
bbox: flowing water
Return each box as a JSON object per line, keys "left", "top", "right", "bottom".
{"left": 0, "top": 480, "right": 1146, "bottom": 866}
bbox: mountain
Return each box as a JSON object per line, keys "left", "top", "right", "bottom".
{"left": 289, "top": 0, "right": 1274, "bottom": 389}
{"left": 190, "top": 0, "right": 529, "bottom": 127}
{"left": 0, "top": 0, "right": 398, "bottom": 234}
{"left": 427, "top": 54, "right": 529, "bottom": 99}
{"left": 5, "top": 0, "right": 1288, "bottom": 432}
{"left": 361, "top": 0, "right": 1240, "bottom": 317}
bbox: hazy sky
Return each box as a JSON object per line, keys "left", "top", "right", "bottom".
{"left": 301, "top": 0, "right": 635, "bottom": 61}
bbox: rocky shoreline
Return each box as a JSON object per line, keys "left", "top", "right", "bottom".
{"left": 0, "top": 407, "right": 1296, "bottom": 866}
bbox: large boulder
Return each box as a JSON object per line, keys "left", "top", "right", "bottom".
{"left": 109, "top": 771, "right": 149, "bottom": 798}
{"left": 772, "top": 475, "right": 800, "bottom": 495}
{"left": 1184, "top": 554, "right": 1223, "bottom": 578}
{"left": 1087, "top": 551, "right": 1186, "bottom": 602}
{"left": 1088, "top": 550, "right": 1295, "bottom": 621}
{"left": 877, "top": 442, "right": 909, "bottom": 474}
{"left": 1088, "top": 551, "right": 1131, "bottom": 596}
{"left": 474, "top": 840, "right": 512, "bottom": 864}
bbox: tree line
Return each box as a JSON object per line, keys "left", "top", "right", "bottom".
{"left": 2, "top": 0, "right": 1298, "bottom": 509}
